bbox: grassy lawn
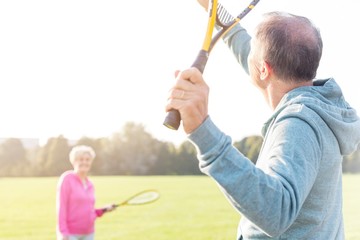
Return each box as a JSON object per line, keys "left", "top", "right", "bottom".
{"left": 0, "top": 174, "right": 358, "bottom": 239}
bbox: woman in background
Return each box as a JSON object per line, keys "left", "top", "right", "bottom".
{"left": 56, "top": 145, "right": 114, "bottom": 240}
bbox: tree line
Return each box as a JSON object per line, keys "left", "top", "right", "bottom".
{"left": 0, "top": 122, "right": 359, "bottom": 177}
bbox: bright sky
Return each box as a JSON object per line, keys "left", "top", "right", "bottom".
{"left": 0, "top": 0, "right": 359, "bottom": 145}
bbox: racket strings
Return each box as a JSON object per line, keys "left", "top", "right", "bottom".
{"left": 126, "top": 191, "right": 159, "bottom": 205}
{"left": 216, "top": 4, "right": 235, "bottom": 26}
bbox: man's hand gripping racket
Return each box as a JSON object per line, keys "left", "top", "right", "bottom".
{"left": 163, "top": 0, "right": 260, "bottom": 130}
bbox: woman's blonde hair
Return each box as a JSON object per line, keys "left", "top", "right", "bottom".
{"left": 69, "top": 145, "right": 96, "bottom": 164}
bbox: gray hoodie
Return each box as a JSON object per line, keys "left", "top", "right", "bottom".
{"left": 188, "top": 25, "right": 360, "bottom": 239}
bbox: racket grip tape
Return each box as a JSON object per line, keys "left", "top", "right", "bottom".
{"left": 163, "top": 109, "right": 181, "bottom": 130}
{"left": 191, "top": 49, "right": 209, "bottom": 74}
{"left": 101, "top": 204, "right": 119, "bottom": 212}
{"left": 163, "top": 50, "right": 209, "bottom": 130}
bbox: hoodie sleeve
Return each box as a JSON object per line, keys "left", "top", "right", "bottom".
{"left": 188, "top": 115, "right": 321, "bottom": 237}
{"left": 56, "top": 174, "right": 70, "bottom": 236}
{"left": 221, "top": 24, "right": 252, "bottom": 74}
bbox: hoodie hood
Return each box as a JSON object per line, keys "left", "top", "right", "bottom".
{"left": 263, "top": 78, "right": 360, "bottom": 155}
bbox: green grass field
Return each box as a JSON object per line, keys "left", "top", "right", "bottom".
{"left": 0, "top": 175, "right": 359, "bottom": 240}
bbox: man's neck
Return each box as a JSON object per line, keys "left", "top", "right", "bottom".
{"left": 266, "top": 79, "right": 313, "bottom": 110}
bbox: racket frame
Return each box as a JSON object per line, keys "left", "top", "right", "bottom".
{"left": 163, "top": 0, "right": 261, "bottom": 130}
{"left": 115, "top": 189, "right": 160, "bottom": 207}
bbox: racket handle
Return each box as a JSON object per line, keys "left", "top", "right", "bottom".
{"left": 101, "top": 204, "right": 118, "bottom": 212}
{"left": 191, "top": 49, "right": 209, "bottom": 74}
{"left": 163, "top": 50, "right": 209, "bottom": 130}
{"left": 163, "top": 109, "right": 181, "bottom": 130}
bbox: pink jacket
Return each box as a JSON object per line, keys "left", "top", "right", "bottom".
{"left": 56, "top": 171, "right": 104, "bottom": 236}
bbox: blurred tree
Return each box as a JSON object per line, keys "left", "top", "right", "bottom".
{"left": 148, "top": 141, "right": 176, "bottom": 175}
{"left": 118, "top": 122, "right": 160, "bottom": 175}
{"left": 37, "top": 136, "right": 70, "bottom": 176}
{"left": 233, "top": 135, "right": 263, "bottom": 164}
{"left": 5, "top": 122, "right": 359, "bottom": 176}
{"left": 0, "top": 138, "right": 27, "bottom": 176}
{"left": 172, "top": 141, "right": 202, "bottom": 175}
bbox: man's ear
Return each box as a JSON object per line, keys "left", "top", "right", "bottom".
{"left": 260, "top": 61, "right": 272, "bottom": 80}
